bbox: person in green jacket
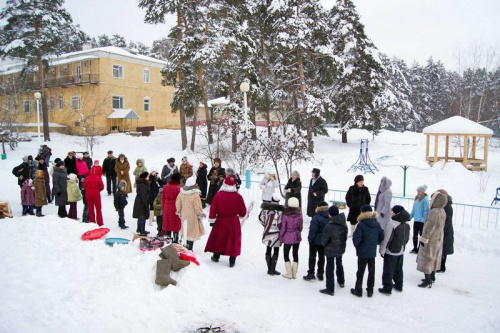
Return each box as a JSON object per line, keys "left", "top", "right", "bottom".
{"left": 133, "top": 158, "right": 148, "bottom": 187}
{"left": 67, "top": 173, "right": 82, "bottom": 220}
{"left": 154, "top": 187, "right": 163, "bottom": 236}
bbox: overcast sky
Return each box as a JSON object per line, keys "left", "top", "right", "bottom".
{"left": 1, "top": 0, "right": 499, "bottom": 70}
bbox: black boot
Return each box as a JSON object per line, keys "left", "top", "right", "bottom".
{"left": 265, "top": 253, "right": 272, "bottom": 274}
{"left": 418, "top": 274, "right": 433, "bottom": 288}
{"left": 187, "top": 241, "right": 194, "bottom": 251}
{"left": 378, "top": 287, "right": 392, "bottom": 296}
{"left": 303, "top": 273, "right": 316, "bottom": 281}
{"left": 138, "top": 220, "right": 149, "bottom": 236}
{"left": 437, "top": 256, "right": 446, "bottom": 273}
{"left": 211, "top": 253, "right": 220, "bottom": 262}
{"left": 366, "top": 288, "right": 373, "bottom": 298}
{"left": 229, "top": 257, "right": 236, "bottom": 268}
{"left": 431, "top": 271, "right": 436, "bottom": 282}
{"left": 269, "top": 253, "right": 281, "bottom": 276}
{"left": 350, "top": 288, "right": 363, "bottom": 297}
{"left": 35, "top": 207, "right": 42, "bottom": 217}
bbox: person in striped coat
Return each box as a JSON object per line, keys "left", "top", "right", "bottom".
{"left": 259, "top": 193, "right": 284, "bottom": 276}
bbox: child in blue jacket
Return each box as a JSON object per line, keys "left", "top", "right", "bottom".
{"left": 304, "top": 201, "right": 329, "bottom": 281}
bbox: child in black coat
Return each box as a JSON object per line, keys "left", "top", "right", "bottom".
{"left": 114, "top": 180, "right": 129, "bottom": 229}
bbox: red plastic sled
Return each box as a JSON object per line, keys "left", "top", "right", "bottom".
{"left": 81, "top": 228, "right": 110, "bottom": 241}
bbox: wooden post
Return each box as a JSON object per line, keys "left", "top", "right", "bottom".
{"left": 463, "top": 135, "right": 469, "bottom": 168}
{"left": 484, "top": 136, "right": 489, "bottom": 171}
{"left": 425, "top": 134, "right": 430, "bottom": 163}
{"left": 433, "top": 134, "right": 439, "bottom": 163}
{"left": 445, "top": 135, "right": 449, "bottom": 162}
{"left": 472, "top": 136, "right": 477, "bottom": 159}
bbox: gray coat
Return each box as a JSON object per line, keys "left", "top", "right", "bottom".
{"left": 417, "top": 192, "right": 447, "bottom": 274}
{"left": 375, "top": 177, "right": 392, "bottom": 230}
{"left": 52, "top": 167, "right": 68, "bottom": 207}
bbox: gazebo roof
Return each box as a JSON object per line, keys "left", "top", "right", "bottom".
{"left": 423, "top": 116, "right": 493, "bottom": 135}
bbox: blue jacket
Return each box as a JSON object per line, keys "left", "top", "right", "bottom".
{"left": 353, "top": 211, "right": 384, "bottom": 258}
{"left": 410, "top": 194, "right": 429, "bottom": 223}
{"left": 308, "top": 209, "right": 330, "bottom": 245}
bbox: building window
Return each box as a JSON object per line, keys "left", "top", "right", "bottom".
{"left": 58, "top": 95, "right": 64, "bottom": 110}
{"left": 71, "top": 96, "right": 81, "bottom": 110}
{"left": 49, "top": 96, "right": 55, "bottom": 112}
{"left": 23, "top": 100, "right": 31, "bottom": 113}
{"left": 112, "top": 64, "right": 124, "bottom": 79}
{"left": 144, "top": 97, "right": 150, "bottom": 112}
{"left": 112, "top": 96, "right": 125, "bottom": 109}
{"left": 143, "top": 68, "right": 150, "bottom": 83}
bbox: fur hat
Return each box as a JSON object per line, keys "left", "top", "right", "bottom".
{"left": 328, "top": 205, "right": 339, "bottom": 217}
{"left": 56, "top": 161, "right": 65, "bottom": 167}
{"left": 68, "top": 173, "right": 78, "bottom": 181}
{"left": 354, "top": 175, "right": 364, "bottom": 184}
{"left": 224, "top": 176, "right": 236, "bottom": 186}
{"left": 139, "top": 172, "right": 149, "bottom": 179}
{"left": 214, "top": 157, "right": 221, "bottom": 165}
{"left": 182, "top": 156, "right": 188, "bottom": 162}
{"left": 35, "top": 170, "right": 44, "bottom": 179}
{"left": 317, "top": 201, "right": 328, "bottom": 208}
{"left": 288, "top": 197, "right": 299, "bottom": 208}
{"left": 167, "top": 157, "right": 175, "bottom": 163}
{"left": 35, "top": 155, "right": 44, "bottom": 161}
{"left": 312, "top": 168, "right": 320, "bottom": 177}
{"left": 185, "top": 177, "right": 196, "bottom": 187}
{"left": 417, "top": 185, "right": 428, "bottom": 193}
{"left": 392, "top": 205, "right": 405, "bottom": 215}
{"left": 272, "top": 193, "right": 281, "bottom": 203}
{"left": 360, "top": 204, "right": 372, "bottom": 212}
{"left": 119, "top": 180, "right": 127, "bottom": 189}
{"left": 170, "top": 173, "right": 182, "bottom": 184}
{"left": 107, "top": 150, "right": 113, "bottom": 154}
{"left": 54, "top": 158, "right": 62, "bottom": 164}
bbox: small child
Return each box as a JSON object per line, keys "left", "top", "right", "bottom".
{"left": 67, "top": 173, "right": 82, "bottom": 220}
{"left": 133, "top": 158, "right": 147, "bottom": 187}
{"left": 21, "top": 178, "right": 35, "bottom": 215}
{"left": 90, "top": 160, "right": 103, "bottom": 177}
{"left": 33, "top": 170, "right": 48, "bottom": 217}
{"left": 320, "top": 205, "right": 348, "bottom": 296}
{"left": 378, "top": 205, "right": 411, "bottom": 295}
{"left": 351, "top": 205, "right": 384, "bottom": 298}
{"left": 303, "top": 201, "right": 330, "bottom": 281}
{"left": 153, "top": 187, "right": 163, "bottom": 235}
{"left": 279, "top": 197, "right": 303, "bottom": 279}
{"left": 114, "top": 180, "right": 129, "bottom": 229}
{"left": 258, "top": 193, "right": 283, "bottom": 276}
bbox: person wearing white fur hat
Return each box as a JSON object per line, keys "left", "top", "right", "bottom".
{"left": 176, "top": 177, "right": 205, "bottom": 251}
{"left": 179, "top": 156, "right": 193, "bottom": 180}
{"left": 410, "top": 185, "right": 429, "bottom": 254}
{"left": 259, "top": 193, "right": 284, "bottom": 276}
{"left": 280, "top": 197, "right": 303, "bottom": 279}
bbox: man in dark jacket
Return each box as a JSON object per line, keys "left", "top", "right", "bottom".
{"left": 196, "top": 162, "right": 208, "bottom": 207}
{"left": 64, "top": 152, "right": 77, "bottom": 175}
{"left": 307, "top": 168, "right": 328, "bottom": 217}
{"left": 345, "top": 175, "right": 371, "bottom": 236}
{"left": 351, "top": 205, "right": 384, "bottom": 298}
{"left": 82, "top": 152, "right": 93, "bottom": 170}
{"left": 12, "top": 156, "right": 31, "bottom": 187}
{"left": 102, "top": 150, "right": 117, "bottom": 195}
{"left": 133, "top": 172, "right": 150, "bottom": 235}
{"left": 378, "top": 205, "right": 410, "bottom": 295}
{"left": 320, "top": 205, "right": 348, "bottom": 296}
{"left": 114, "top": 180, "right": 129, "bottom": 229}
{"left": 304, "top": 201, "right": 329, "bottom": 281}
{"left": 161, "top": 157, "right": 179, "bottom": 183}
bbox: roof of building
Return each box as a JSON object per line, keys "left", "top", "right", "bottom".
{"left": 423, "top": 116, "right": 494, "bottom": 135}
{"left": 107, "top": 109, "right": 141, "bottom": 120}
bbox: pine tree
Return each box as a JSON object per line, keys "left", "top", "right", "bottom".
{"left": 0, "top": 0, "right": 83, "bottom": 141}
{"left": 97, "top": 34, "right": 112, "bottom": 47}
{"left": 111, "top": 34, "right": 127, "bottom": 48}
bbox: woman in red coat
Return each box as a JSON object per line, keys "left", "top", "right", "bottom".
{"left": 83, "top": 167, "right": 104, "bottom": 226}
{"left": 205, "top": 176, "right": 247, "bottom": 267}
{"left": 161, "top": 173, "right": 182, "bottom": 240}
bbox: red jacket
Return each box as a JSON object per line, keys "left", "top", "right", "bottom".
{"left": 76, "top": 159, "right": 89, "bottom": 176}
{"left": 83, "top": 174, "right": 104, "bottom": 199}
{"left": 162, "top": 181, "right": 181, "bottom": 232}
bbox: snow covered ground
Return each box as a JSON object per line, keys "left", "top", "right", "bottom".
{"left": 1, "top": 129, "right": 499, "bottom": 332}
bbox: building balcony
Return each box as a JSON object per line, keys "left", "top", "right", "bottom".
{"left": 0, "top": 74, "right": 99, "bottom": 96}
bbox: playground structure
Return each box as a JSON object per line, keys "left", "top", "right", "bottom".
{"left": 347, "top": 139, "right": 378, "bottom": 174}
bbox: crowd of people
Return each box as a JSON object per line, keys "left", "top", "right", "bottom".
{"left": 12, "top": 148, "right": 454, "bottom": 296}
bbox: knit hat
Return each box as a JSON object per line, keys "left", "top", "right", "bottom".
{"left": 83, "top": 152, "right": 89, "bottom": 156}
{"left": 54, "top": 158, "right": 62, "bottom": 164}
{"left": 312, "top": 168, "right": 320, "bottom": 177}
{"left": 328, "top": 205, "right": 339, "bottom": 217}
{"left": 360, "top": 204, "right": 372, "bottom": 212}
{"left": 182, "top": 156, "right": 188, "bottom": 162}
{"left": 56, "top": 161, "right": 65, "bottom": 167}
{"left": 272, "top": 193, "right": 281, "bottom": 203}
{"left": 417, "top": 185, "right": 428, "bottom": 193}
{"left": 150, "top": 167, "right": 158, "bottom": 174}
{"left": 392, "top": 205, "right": 405, "bottom": 215}
{"left": 224, "top": 176, "right": 236, "bottom": 186}
{"left": 167, "top": 157, "right": 175, "bottom": 163}
{"left": 214, "top": 157, "right": 221, "bottom": 165}
{"left": 317, "top": 201, "right": 328, "bottom": 208}
{"left": 68, "top": 173, "right": 77, "bottom": 181}
{"left": 139, "top": 172, "right": 149, "bottom": 179}
{"left": 107, "top": 150, "right": 113, "bottom": 154}
{"left": 354, "top": 175, "right": 364, "bottom": 184}
{"left": 185, "top": 177, "right": 196, "bottom": 187}
{"left": 94, "top": 160, "right": 99, "bottom": 165}
{"left": 288, "top": 197, "right": 299, "bottom": 208}
{"left": 35, "top": 155, "right": 44, "bottom": 161}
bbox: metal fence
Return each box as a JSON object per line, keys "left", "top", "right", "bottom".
{"left": 240, "top": 180, "right": 500, "bottom": 230}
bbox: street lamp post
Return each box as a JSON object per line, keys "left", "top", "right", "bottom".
{"left": 239, "top": 82, "right": 251, "bottom": 188}
{"left": 34, "top": 92, "right": 42, "bottom": 150}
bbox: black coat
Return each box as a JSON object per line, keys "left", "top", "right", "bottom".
{"left": 345, "top": 184, "right": 371, "bottom": 223}
{"left": 102, "top": 156, "right": 117, "bottom": 176}
{"left": 149, "top": 175, "right": 161, "bottom": 208}
{"left": 443, "top": 195, "right": 454, "bottom": 255}
{"left": 206, "top": 166, "right": 225, "bottom": 204}
{"left": 307, "top": 176, "right": 328, "bottom": 217}
{"left": 284, "top": 177, "right": 302, "bottom": 207}
{"left": 12, "top": 160, "right": 30, "bottom": 187}
{"left": 64, "top": 156, "right": 77, "bottom": 175}
{"left": 83, "top": 157, "right": 93, "bottom": 170}
{"left": 133, "top": 178, "right": 150, "bottom": 219}
{"left": 196, "top": 164, "right": 208, "bottom": 198}
{"left": 52, "top": 167, "right": 68, "bottom": 207}
{"left": 321, "top": 213, "right": 348, "bottom": 257}
{"left": 114, "top": 190, "right": 128, "bottom": 210}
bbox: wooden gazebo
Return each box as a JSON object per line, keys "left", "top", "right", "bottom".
{"left": 423, "top": 116, "right": 493, "bottom": 171}
{"left": 107, "top": 109, "right": 140, "bottom": 133}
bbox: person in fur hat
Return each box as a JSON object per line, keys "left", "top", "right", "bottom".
{"left": 409, "top": 185, "right": 429, "bottom": 254}
{"left": 351, "top": 205, "right": 384, "bottom": 298}
{"left": 115, "top": 154, "right": 132, "bottom": 194}
{"left": 102, "top": 150, "right": 117, "bottom": 195}
{"left": 259, "top": 193, "right": 284, "bottom": 276}
{"left": 280, "top": 197, "right": 303, "bottom": 279}
{"left": 84, "top": 169, "right": 104, "bottom": 226}
{"left": 226, "top": 167, "right": 242, "bottom": 191}
{"left": 33, "top": 170, "right": 48, "bottom": 217}
{"left": 436, "top": 189, "right": 454, "bottom": 273}
{"left": 176, "top": 177, "right": 205, "bottom": 250}
{"left": 417, "top": 191, "right": 447, "bottom": 288}
{"left": 161, "top": 157, "right": 178, "bottom": 183}
{"left": 206, "top": 157, "right": 225, "bottom": 205}
{"left": 205, "top": 176, "right": 247, "bottom": 267}
{"left": 67, "top": 173, "right": 82, "bottom": 220}
{"left": 304, "top": 201, "right": 329, "bottom": 281}
{"left": 21, "top": 178, "right": 35, "bottom": 216}
{"left": 378, "top": 205, "right": 411, "bottom": 295}
{"left": 64, "top": 151, "right": 77, "bottom": 176}
{"left": 307, "top": 168, "right": 328, "bottom": 217}
{"left": 133, "top": 172, "right": 151, "bottom": 235}
{"left": 179, "top": 156, "right": 194, "bottom": 179}
{"left": 345, "top": 175, "right": 371, "bottom": 237}
{"left": 161, "top": 173, "right": 182, "bottom": 240}
{"left": 133, "top": 158, "right": 148, "bottom": 187}
{"left": 114, "top": 180, "right": 129, "bottom": 229}
{"left": 320, "top": 205, "right": 348, "bottom": 296}
{"left": 35, "top": 155, "right": 51, "bottom": 203}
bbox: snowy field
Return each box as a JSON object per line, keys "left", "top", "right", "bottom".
{"left": 1, "top": 128, "right": 500, "bottom": 332}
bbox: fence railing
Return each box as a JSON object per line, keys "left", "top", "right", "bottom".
{"left": 240, "top": 180, "right": 500, "bottom": 230}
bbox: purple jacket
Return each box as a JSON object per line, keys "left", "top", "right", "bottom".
{"left": 279, "top": 207, "right": 303, "bottom": 244}
{"left": 21, "top": 180, "right": 35, "bottom": 206}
